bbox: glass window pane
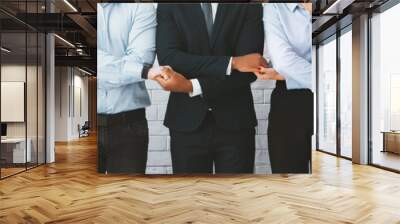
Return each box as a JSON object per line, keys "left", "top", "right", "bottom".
{"left": 27, "top": 31, "right": 38, "bottom": 169}
{"left": 26, "top": 0, "right": 40, "bottom": 169}
{"left": 318, "top": 38, "right": 337, "bottom": 154}
{"left": 1, "top": 0, "right": 46, "bottom": 179}
{"left": 371, "top": 3, "right": 400, "bottom": 171}
{"left": 38, "top": 32, "right": 45, "bottom": 165}
{"left": 340, "top": 29, "right": 352, "bottom": 158}
{"left": 1, "top": 31, "right": 28, "bottom": 177}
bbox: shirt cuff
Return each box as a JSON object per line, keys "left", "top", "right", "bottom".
{"left": 189, "top": 79, "right": 202, "bottom": 97}
{"left": 226, "top": 57, "right": 233, "bottom": 75}
{"left": 141, "top": 63, "right": 152, "bottom": 79}
{"left": 284, "top": 75, "right": 311, "bottom": 90}
{"left": 123, "top": 62, "right": 143, "bottom": 80}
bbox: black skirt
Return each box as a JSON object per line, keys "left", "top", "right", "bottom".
{"left": 267, "top": 80, "right": 314, "bottom": 173}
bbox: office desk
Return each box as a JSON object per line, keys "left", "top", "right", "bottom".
{"left": 1, "top": 138, "right": 31, "bottom": 164}
{"left": 382, "top": 131, "right": 400, "bottom": 154}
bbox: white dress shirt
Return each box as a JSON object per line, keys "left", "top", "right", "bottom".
{"left": 190, "top": 3, "right": 233, "bottom": 97}
{"left": 97, "top": 3, "right": 156, "bottom": 114}
{"left": 263, "top": 3, "right": 312, "bottom": 90}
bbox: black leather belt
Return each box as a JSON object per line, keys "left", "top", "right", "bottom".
{"left": 98, "top": 108, "right": 145, "bottom": 127}
{"left": 274, "top": 80, "right": 311, "bottom": 94}
{"left": 275, "top": 80, "right": 287, "bottom": 90}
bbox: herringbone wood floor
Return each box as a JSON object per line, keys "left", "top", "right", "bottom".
{"left": 1, "top": 135, "right": 400, "bottom": 224}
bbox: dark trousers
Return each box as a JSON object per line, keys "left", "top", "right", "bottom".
{"left": 97, "top": 109, "right": 148, "bottom": 174}
{"left": 268, "top": 81, "right": 314, "bottom": 174}
{"left": 170, "top": 112, "right": 256, "bottom": 174}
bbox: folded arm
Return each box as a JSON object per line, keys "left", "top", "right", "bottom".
{"left": 98, "top": 5, "right": 156, "bottom": 90}
{"left": 263, "top": 5, "right": 311, "bottom": 89}
{"left": 155, "top": 5, "right": 264, "bottom": 99}
{"left": 197, "top": 4, "right": 264, "bottom": 99}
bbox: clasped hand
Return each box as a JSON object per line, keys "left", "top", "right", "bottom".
{"left": 231, "top": 53, "right": 284, "bottom": 81}
{"left": 148, "top": 66, "right": 193, "bottom": 93}
{"left": 148, "top": 53, "right": 285, "bottom": 93}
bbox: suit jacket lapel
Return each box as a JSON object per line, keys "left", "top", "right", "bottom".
{"left": 210, "top": 4, "right": 227, "bottom": 48}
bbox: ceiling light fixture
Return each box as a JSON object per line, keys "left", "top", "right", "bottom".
{"left": 323, "top": 0, "right": 355, "bottom": 15}
{"left": 54, "top": 34, "right": 75, "bottom": 48}
{"left": 78, "top": 67, "right": 93, "bottom": 76}
{"left": 1, "top": 47, "right": 11, "bottom": 53}
{"left": 63, "top": 0, "right": 78, "bottom": 12}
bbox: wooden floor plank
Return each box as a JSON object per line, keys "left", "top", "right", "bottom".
{"left": 1, "top": 135, "right": 400, "bottom": 223}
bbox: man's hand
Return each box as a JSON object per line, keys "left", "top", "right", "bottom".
{"left": 254, "top": 67, "right": 285, "bottom": 81}
{"left": 232, "top": 53, "right": 268, "bottom": 73}
{"left": 154, "top": 66, "right": 193, "bottom": 93}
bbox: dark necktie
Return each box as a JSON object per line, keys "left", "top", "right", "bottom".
{"left": 201, "top": 3, "right": 213, "bottom": 39}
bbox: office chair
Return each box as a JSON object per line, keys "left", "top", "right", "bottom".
{"left": 79, "top": 121, "right": 90, "bottom": 138}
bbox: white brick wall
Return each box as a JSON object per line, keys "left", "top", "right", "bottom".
{"left": 145, "top": 78, "right": 275, "bottom": 174}
{"left": 252, "top": 80, "right": 275, "bottom": 174}
{"left": 145, "top": 79, "right": 173, "bottom": 174}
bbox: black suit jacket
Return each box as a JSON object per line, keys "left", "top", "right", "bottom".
{"left": 156, "top": 3, "right": 264, "bottom": 132}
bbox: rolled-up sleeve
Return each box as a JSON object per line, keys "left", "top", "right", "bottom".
{"left": 263, "top": 4, "right": 311, "bottom": 90}
{"left": 98, "top": 4, "right": 156, "bottom": 89}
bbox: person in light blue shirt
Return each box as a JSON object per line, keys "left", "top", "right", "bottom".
{"left": 255, "top": 3, "right": 314, "bottom": 173}
{"left": 97, "top": 3, "right": 160, "bottom": 174}
{"left": 97, "top": 3, "right": 157, "bottom": 114}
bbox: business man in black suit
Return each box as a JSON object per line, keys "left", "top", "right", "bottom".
{"left": 155, "top": 3, "right": 265, "bottom": 173}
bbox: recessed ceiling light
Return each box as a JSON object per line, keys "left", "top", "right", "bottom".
{"left": 78, "top": 67, "right": 93, "bottom": 76}
{"left": 54, "top": 34, "right": 75, "bottom": 48}
{"left": 1, "top": 47, "right": 11, "bottom": 53}
{"left": 322, "top": 0, "right": 354, "bottom": 15}
{"left": 63, "top": 0, "right": 78, "bottom": 12}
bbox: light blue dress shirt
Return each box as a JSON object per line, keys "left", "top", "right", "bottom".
{"left": 263, "top": 3, "right": 312, "bottom": 90}
{"left": 97, "top": 3, "right": 156, "bottom": 114}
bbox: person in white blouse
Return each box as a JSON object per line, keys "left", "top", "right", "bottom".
{"left": 255, "top": 3, "right": 314, "bottom": 173}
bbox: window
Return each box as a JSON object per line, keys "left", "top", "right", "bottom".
{"left": 370, "top": 2, "right": 400, "bottom": 171}
{"left": 0, "top": 1, "right": 47, "bottom": 179}
{"left": 1, "top": 31, "right": 28, "bottom": 178}
{"left": 318, "top": 37, "right": 337, "bottom": 154}
{"left": 339, "top": 29, "right": 352, "bottom": 158}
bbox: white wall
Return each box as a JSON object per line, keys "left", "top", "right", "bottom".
{"left": 1, "top": 65, "right": 26, "bottom": 139}
{"left": 71, "top": 73, "right": 89, "bottom": 138}
{"left": 55, "top": 67, "right": 68, "bottom": 141}
{"left": 1, "top": 65, "right": 37, "bottom": 138}
{"left": 55, "top": 67, "right": 89, "bottom": 141}
{"left": 1, "top": 82, "right": 25, "bottom": 122}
